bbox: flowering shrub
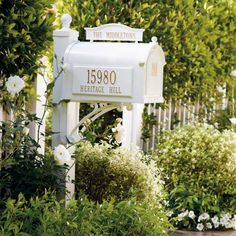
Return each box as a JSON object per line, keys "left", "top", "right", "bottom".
{"left": 154, "top": 124, "right": 236, "bottom": 231}
{"left": 54, "top": 144, "right": 71, "bottom": 164}
{"left": 170, "top": 210, "right": 236, "bottom": 231}
{"left": 0, "top": 115, "right": 66, "bottom": 202}
{"left": 75, "top": 141, "right": 163, "bottom": 203}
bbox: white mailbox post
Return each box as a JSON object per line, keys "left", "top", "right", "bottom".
{"left": 52, "top": 14, "right": 165, "bottom": 201}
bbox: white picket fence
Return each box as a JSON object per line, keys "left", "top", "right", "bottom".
{"left": 141, "top": 98, "right": 227, "bottom": 152}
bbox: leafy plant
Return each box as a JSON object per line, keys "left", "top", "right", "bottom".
{"left": 75, "top": 141, "right": 162, "bottom": 203}
{"left": 154, "top": 124, "right": 236, "bottom": 231}
{"left": 56, "top": 0, "right": 236, "bottom": 104}
{"left": 0, "top": 192, "right": 172, "bottom": 236}
{"left": 0, "top": 0, "right": 54, "bottom": 99}
{"left": 0, "top": 114, "right": 66, "bottom": 204}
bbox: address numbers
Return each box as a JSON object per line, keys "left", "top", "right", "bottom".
{"left": 87, "top": 69, "right": 116, "bottom": 85}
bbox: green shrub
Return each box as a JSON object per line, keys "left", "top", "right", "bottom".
{"left": 75, "top": 141, "right": 162, "bottom": 203}
{"left": 0, "top": 0, "right": 54, "bottom": 82}
{"left": 0, "top": 115, "right": 66, "bottom": 203}
{"left": 154, "top": 124, "right": 236, "bottom": 231}
{"left": 0, "top": 192, "right": 172, "bottom": 236}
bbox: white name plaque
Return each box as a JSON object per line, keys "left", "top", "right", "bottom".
{"left": 72, "top": 66, "right": 133, "bottom": 97}
{"left": 85, "top": 23, "right": 144, "bottom": 42}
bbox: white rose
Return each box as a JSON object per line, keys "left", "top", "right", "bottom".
{"left": 54, "top": 144, "right": 71, "bottom": 163}
{"left": 230, "top": 117, "right": 236, "bottom": 125}
{"left": 23, "top": 127, "right": 30, "bottom": 136}
{"left": 196, "top": 223, "right": 204, "bottom": 231}
{"left": 6, "top": 75, "right": 25, "bottom": 96}
{"left": 230, "top": 70, "right": 236, "bottom": 77}
{"left": 112, "top": 123, "right": 125, "bottom": 143}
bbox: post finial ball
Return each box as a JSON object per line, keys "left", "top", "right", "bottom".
{"left": 61, "top": 14, "right": 72, "bottom": 29}
{"left": 151, "top": 36, "right": 158, "bottom": 43}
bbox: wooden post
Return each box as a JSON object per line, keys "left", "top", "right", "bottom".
{"left": 122, "top": 103, "right": 144, "bottom": 151}
{"left": 52, "top": 14, "right": 79, "bottom": 202}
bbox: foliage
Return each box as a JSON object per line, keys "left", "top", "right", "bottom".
{"left": 0, "top": 114, "right": 66, "bottom": 203}
{"left": 0, "top": 0, "right": 54, "bottom": 98}
{"left": 78, "top": 103, "right": 122, "bottom": 145}
{"left": 154, "top": 124, "right": 236, "bottom": 231}
{"left": 56, "top": 0, "right": 236, "bottom": 103}
{"left": 75, "top": 141, "right": 162, "bottom": 203}
{"left": 0, "top": 192, "right": 172, "bottom": 236}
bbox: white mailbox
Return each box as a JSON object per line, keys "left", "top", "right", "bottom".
{"left": 58, "top": 23, "right": 165, "bottom": 104}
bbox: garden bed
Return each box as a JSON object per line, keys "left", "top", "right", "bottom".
{"left": 169, "top": 230, "right": 236, "bottom": 236}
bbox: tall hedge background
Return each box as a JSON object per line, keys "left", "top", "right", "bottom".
{"left": 56, "top": 0, "right": 236, "bottom": 105}
{"left": 0, "top": 0, "right": 54, "bottom": 109}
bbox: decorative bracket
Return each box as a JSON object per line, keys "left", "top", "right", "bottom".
{"left": 67, "top": 102, "right": 133, "bottom": 144}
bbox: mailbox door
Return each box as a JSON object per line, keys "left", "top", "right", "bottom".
{"left": 145, "top": 47, "right": 164, "bottom": 102}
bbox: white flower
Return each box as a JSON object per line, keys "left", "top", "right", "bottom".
{"left": 212, "top": 215, "right": 219, "bottom": 224}
{"left": 112, "top": 123, "right": 125, "bottom": 143}
{"left": 217, "top": 85, "right": 226, "bottom": 93}
{"left": 62, "top": 63, "right": 69, "bottom": 71}
{"left": 188, "top": 211, "right": 195, "bottom": 219}
{"left": 6, "top": 75, "right": 25, "bottom": 96}
{"left": 231, "top": 215, "right": 236, "bottom": 229}
{"left": 116, "top": 118, "right": 123, "bottom": 123}
{"left": 198, "top": 213, "right": 210, "bottom": 222}
{"left": 54, "top": 144, "right": 71, "bottom": 163}
{"left": 230, "top": 70, "right": 236, "bottom": 77}
{"left": 211, "top": 215, "right": 220, "bottom": 228}
{"left": 213, "top": 221, "right": 220, "bottom": 228}
{"left": 206, "top": 222, "right": 212, "bottom": 229}
{"left": 196, "top": 223, "right": 204, "bottom": 231}
{"left": 177, "top": 210, "right": 189, "bottom": 221}
{"left": 166, "top": 211, "right": 173, "bottom": 217}
{"left": 23, "top": 127, "right": 30, "bottom": 136}
{"left": 230, "top": 117, "right": 236, "bottom": 125}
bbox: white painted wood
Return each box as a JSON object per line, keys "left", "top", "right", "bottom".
{"left": 122, "top": 103, "right": 144, "bottom": 151}
{"left": 85, "top": 23, "right": 144, "bottom": 42}
{"left": 168, "top": 99, "right": 172, "bottom": 129}
{"left": 52, "top": 14, "right": 79, "bottom": 203}
{"left": 28, "top": 68, "right": 48, "bottom": 155}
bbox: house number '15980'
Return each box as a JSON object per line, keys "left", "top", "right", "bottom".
{"left": 87, "top": 69, "right": 117, "bottom": 85}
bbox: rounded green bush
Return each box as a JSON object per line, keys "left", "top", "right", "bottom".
{"left": 154, "top": 124, "right": 236, "bottom": 215}
{"left": 75, "top": 141, "right": 162, "bottom": 203}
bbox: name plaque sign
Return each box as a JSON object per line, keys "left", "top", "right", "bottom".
{"left": 72, "top": 66, "right": 133, "bottom": 97}
{"left": 85, "top": 23, "right": 144, "bottom": 42}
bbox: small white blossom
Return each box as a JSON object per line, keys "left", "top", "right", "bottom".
{"left": 231, "top": 215, "right": 236, "bottom": 229}
{"left": 62, "top": 63, "right": 69, "bottom": 71}
{"left": 212, "top": 215, "right": 220, "bottom": 229}
{"left": 178, "top": 210, "right": 189, "bottom": 220}
{"left": 206, "top": 222, "right": 212, "bottom": 229}
{"left": 166, "top": 211, "right": 173, "bottom": 217}
{"left": 116, "top": 118, "right": 123, "bottom": 123}
{"left": 230, "top": 70, "right": 236, "bottom": 77}
{"left": 23, "top": 127, "right": 30, "bottom": 136}
{"left": 54, "top": 145, "right": 71, "bottom": 163}
{"left": 196, "top": 223, "right": 204, "bottom": 231}
{"left": 112, "top": 123, "right": 125, "bottom": 143}
{"left": 230, "top": 117, "right": 236, "bottom": 125}
{"left": 198, "top": 213, "right": 210, "bottom": 222}
{"left": 188, "top": 211, "right": 195, "bottom": 219}
{"left": 217, "top": 85, "right": 226, "bottom": 93}
{"left": 6, "top": 75, "right": 25, "bottom": 96}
